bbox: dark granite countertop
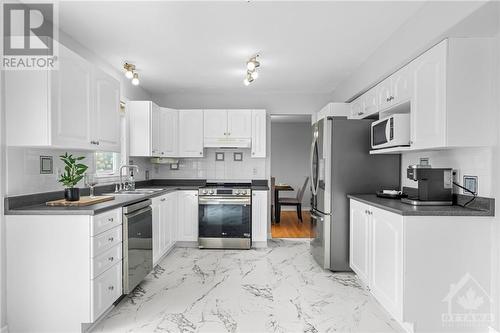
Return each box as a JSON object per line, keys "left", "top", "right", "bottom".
{"left": 347, "top": 194, "right": 494, "bottom": 217}
{"left": 5, "top": 179, "right": 269, "bottom": 216}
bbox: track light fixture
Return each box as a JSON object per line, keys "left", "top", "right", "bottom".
{"left": 244, "top": 54, "right": 260, "bottom": 86}
{"left": 123, "top": 62, "right": 140, "bottom": 86}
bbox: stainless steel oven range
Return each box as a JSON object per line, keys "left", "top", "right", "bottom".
{"left": 122, "top": 199, "right": 153, "bottom": 293}
{"left": 198, "top": 183, "right": 252, "bottom": 249}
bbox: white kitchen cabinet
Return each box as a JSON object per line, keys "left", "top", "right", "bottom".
{"left": 227, "top": 110, "right": 252, "bottom": 138}
{"left": 161, "top": 108, "right": 179, "bottom": 157}
{"left": 128, "top": 101, "right": 161, "bottom": 157}
{"left": 5, "top": 42, "right": 121, "bottom": 152}
{"left": 92, "top": 66, "right": 121, "bottom": 152}
{"left": 362, "top": 86, "right": 379, "bottom": 117}
{"left": 177, "top": 190, "right": 199, "bottom": 242}
{"left": 349, "top": 199, "right": 371, "bottom": 285}
{"left": 370, "top": 206, "right": 404, "bottom": 322}
{"left": 349, "top": 96, "right": 364, "bottom": 119}
{"left": 179, "top": 110, "right": 204, "bottom": 157}
{"left": 6, "top": 208, "right": 124, "bottom": 332}
{"left": 251, "top": 109, "right": 267, "bottom": 158}
{"left": 203, "top": 109, "right": 228, "bottom": 139}
{"left": 152, "top": 192, "right": 178, "bottom": 265}
{"left": 409, "top": 40, "right": 447, "bottom": 150}
{"left": 251, "top": 191, "right": 268, "bottom": 244}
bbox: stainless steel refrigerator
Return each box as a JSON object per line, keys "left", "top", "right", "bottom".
{"left": 310, "top": 116, "right": 400, "bottom": 271}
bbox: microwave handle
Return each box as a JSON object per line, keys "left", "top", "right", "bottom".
{"left": 385, "top": 117, "right": 391, "bottom": 143}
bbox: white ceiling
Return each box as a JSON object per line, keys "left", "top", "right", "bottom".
{"left": 58, "top": 1, "right": 425, "bottom": 96}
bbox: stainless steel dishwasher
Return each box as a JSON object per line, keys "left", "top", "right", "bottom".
{"left": 122, "top": 199, "right": 153, "bottom": 293}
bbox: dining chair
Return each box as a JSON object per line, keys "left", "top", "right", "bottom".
{"left": 278, "top": 177, "right": 309, "bottom": 222}
{"left": 270, "top": 177, "right": 276, "bottom": 222}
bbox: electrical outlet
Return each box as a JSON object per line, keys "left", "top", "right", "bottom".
{"left": 463, "top": 175, "right": 478, "bottom": 195}
{"left": 252, "top": 167, "right": 258, "bottom": 176}
{"left": 419, "top": 157, "right": 430, "bottom": 166}
{"left": 145, "top": 170, "right": 150, "bottom": 180}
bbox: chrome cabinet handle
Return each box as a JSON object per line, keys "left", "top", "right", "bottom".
{"left": 199, "top": 152, "right": 203, "bottom": 155}
{"left": 107, "top": 217, "right": 114, "bottom": 222}
{"left": 160, "top": 198, "right": 166, "bottom": 202}
{"left": 108, "top": 286, "right": 114, "bottom": 291}
{"left": 108, "top": 257, "right": 114, "bottom": 262}
{"left": 108, "top": 237, "right": 114, "bottom": 242}
{"left": 357, "top": 112, "right": 363, "bottom": 116}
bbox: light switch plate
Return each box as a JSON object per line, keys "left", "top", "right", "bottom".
{"left": 170, "top": 163, "right": 179, "bottom": 170}
{"left": 463, "top": 175, "right": 478, "bottom": 195}
{"left": 419, "top": 157, "right": 430, "bottom": 166}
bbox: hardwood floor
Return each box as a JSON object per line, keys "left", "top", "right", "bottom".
{"left": 271, "top": 210, "right": 315, "bottom": 238}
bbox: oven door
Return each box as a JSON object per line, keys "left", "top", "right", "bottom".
{"left": 198, "top": 196, "right": 251, "bottom": 238}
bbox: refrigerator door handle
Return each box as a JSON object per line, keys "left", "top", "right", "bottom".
{"left": 310, "top": 138, "right": 318, "bottom": 196}
{"left": 310, "top": 211, "right": 324, "bottom": 222}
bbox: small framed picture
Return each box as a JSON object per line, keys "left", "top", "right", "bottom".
{"left": 233, "top": 152, "right": 243, "bottom": 161}
{"left": 215, "top": 152, "right": 225, "bottom": 161}
{"left": 40, "top": 156, "right": 53, "bottom": 174}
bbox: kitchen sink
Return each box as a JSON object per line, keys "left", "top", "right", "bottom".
{"left": 105, "top": 188, "right": 165, "bottom": 195}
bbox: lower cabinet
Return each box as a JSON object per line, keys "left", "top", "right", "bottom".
{"left": 177, "top": 190, "right": 199, "bottom": 242}
{"left": 152, "top": 192, "right": 178, "bottom": 265}
{"left": 252, "top": 190, "right": 268, "bottom": 243}
{"left": 349, "top": 199, "right": 493, "bottom": 333}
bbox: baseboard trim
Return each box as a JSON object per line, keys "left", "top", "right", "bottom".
{"left": 175, "top": 241, "right": 198, "bottom": 248}
{"left": 279, "top": 207, "right": 311, "bottom": 212}
{"left": 252, "top": 241, "right": 268, "bottom": 248}
{"left": 1, "top": 324, "right": 9, "bottom": 333}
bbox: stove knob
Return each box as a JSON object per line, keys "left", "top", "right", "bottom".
{"left": 209, "top": 190, "right": 214, "bottom": 195}
{"left": 202, "top": 189, "right": 207, "bottom": 194}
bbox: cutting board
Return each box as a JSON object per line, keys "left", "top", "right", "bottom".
{"left": 46, "top": 196, "right": 114, "bottom": 207}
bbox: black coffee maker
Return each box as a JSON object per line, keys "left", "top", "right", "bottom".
{"left": 401, "top": 165, "right": 453, "bottom": 206}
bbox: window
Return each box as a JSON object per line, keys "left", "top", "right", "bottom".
{"left": 95, "top": 152, "right": 120, "bottom": 176}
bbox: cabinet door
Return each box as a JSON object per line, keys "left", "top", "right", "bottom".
{"left": 378, "top": 78, "right": 393, "bottom": 111}
{"left": 363, "top": 86, "right": 379, "bottom": 116}
{"left": 177, "top": 191, "right": 199, "bottom": 242}
{"left": 165, "top": 192, "right": 178, "bottom": 250}
{"left": 349, "top": 96, "right": 364, "bottom": 119}
{"left": 51, "top": 45, "right": 92, "bottom": 149}
{"left": 370, "top": 206, "right": 403, "bottom": 321}
{"left": 151, "top": 105, "right": 161, "bottom": 157}
{"left": 227, "top": 110, "right": 252, "bottom": 138}
{"left": 251, "top": 110, "right": 267, "bottom": 158}
{"left": 159, "top": 197, "right": 169, "bottom": 257}
{"left": 92, "top": 68, "right": 121, "bottom": 152}
{"left": 152, "top": 198, "right": 161, "bottom": 264}
{"left": 179, "top": 110, "right": 204, "bottom": 157}
{"left": 410, "top": 40, "right": 447, "bottom": 149}
{"left": 91, "top": 262, "right": 122, "bottom": 322}
{"left": 391, "top": 66, "right": 412, "bottom": 106}
{"left": 251, "top": 191, "right": 268, "bottom": 243}
{"left": 160, "top": 108, "right": 178, "bottom": 157}
{"left": 349, "top": 199, "right": 371, "bottom": 285}
{"left": 127, "top": 101, "right": 152, "bottom": 157}
{"left": 203, "top": 109, "right": 227, "bottom": 139}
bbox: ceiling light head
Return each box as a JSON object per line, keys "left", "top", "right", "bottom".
{"left": 131, "top": 72, "right": 140, "bottom": 86}
{"left": 250, "top": 70, "right": 259, "bottom": 80}
{"left": 123, "top": 63, "right": 136, "bottom": 79}
{"left": 243, "top": 74, "right": 254, "bottom": 86}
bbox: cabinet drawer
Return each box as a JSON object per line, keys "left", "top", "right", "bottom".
{"left": 91, "top": 225, "right": 122, "bottom": 258}
{"left": 91, "top": 243, "right": 122, "bottom": 279}
{"left": 91, "top": 208, "right": 121, "bottom": 236}
{"left": 91, "top": 261, "right": 122, "bottom": 321}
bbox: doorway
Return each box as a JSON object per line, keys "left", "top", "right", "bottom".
{"left": 270, "top": 114, "right": 314, "bottom": 238}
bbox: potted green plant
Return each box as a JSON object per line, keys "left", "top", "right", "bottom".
{"left": 58, "top": 153, "right": 88, "bottom": 201}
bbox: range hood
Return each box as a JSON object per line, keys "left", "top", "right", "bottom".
{"left": 204, "top": 138, "right": 251, "bottom": 148}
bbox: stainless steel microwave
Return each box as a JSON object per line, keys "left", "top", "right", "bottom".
{"left": 371, "top": 114, "right": 410, "bottom": 149}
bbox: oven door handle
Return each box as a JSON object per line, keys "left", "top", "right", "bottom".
{"left": 124, "top": 206, "right": 152, "bottom": 219}
{"left": 199, "top": 197, "right": 251, "bottom": 205}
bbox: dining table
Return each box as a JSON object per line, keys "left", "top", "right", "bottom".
{"left": 274, "top": 184, "right": 294, "bottom": 223}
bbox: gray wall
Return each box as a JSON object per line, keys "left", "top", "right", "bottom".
{"left": 271, "top": 122, "right": 312, "bottom": 209}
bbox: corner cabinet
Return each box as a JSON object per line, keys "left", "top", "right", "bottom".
{"left": 349, "top": 198, "right": 493, "bottom": 332}
{"left": 5, "top": 42, "right": 121, "bottom": 152}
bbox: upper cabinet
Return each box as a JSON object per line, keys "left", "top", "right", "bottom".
{"left": 5, "top": 42, "right": 121, "bottom": 152}
{"left": 203, "top": 109, "right": 252, "bottom": 148}
{"left": 350, "top": 38, "right": 496, "bottom": 152}
{"left": 128, "top": 103, "right": 204, "bottom": 158}
{"left": 251, "top": 109, "right": 267, "bottom": 158}
{"left": 178, "top": 110, "right": 204, "bottom": 157}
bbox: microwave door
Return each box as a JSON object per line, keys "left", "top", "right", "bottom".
{"left": 372, "top": 119, "right": 389, "bottom": 148}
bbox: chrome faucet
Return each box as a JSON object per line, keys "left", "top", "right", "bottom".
{"left": 119, "top": 164, "right": 139, "bottom": 191}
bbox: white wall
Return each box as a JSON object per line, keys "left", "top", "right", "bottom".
{"left": 149, "top": 148, "right": 267, "bottom": 181}
{"left": 153, "top": 92, "right": 331, "bottom": 115}
{"left": 401, "top": 148, "right": 493, "bottom": 197}
{"left": 331, "top": 1, "right": 498, "bottom": 102}
{"left": 271, "top": 121, "right": 312, "bottom": 208}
